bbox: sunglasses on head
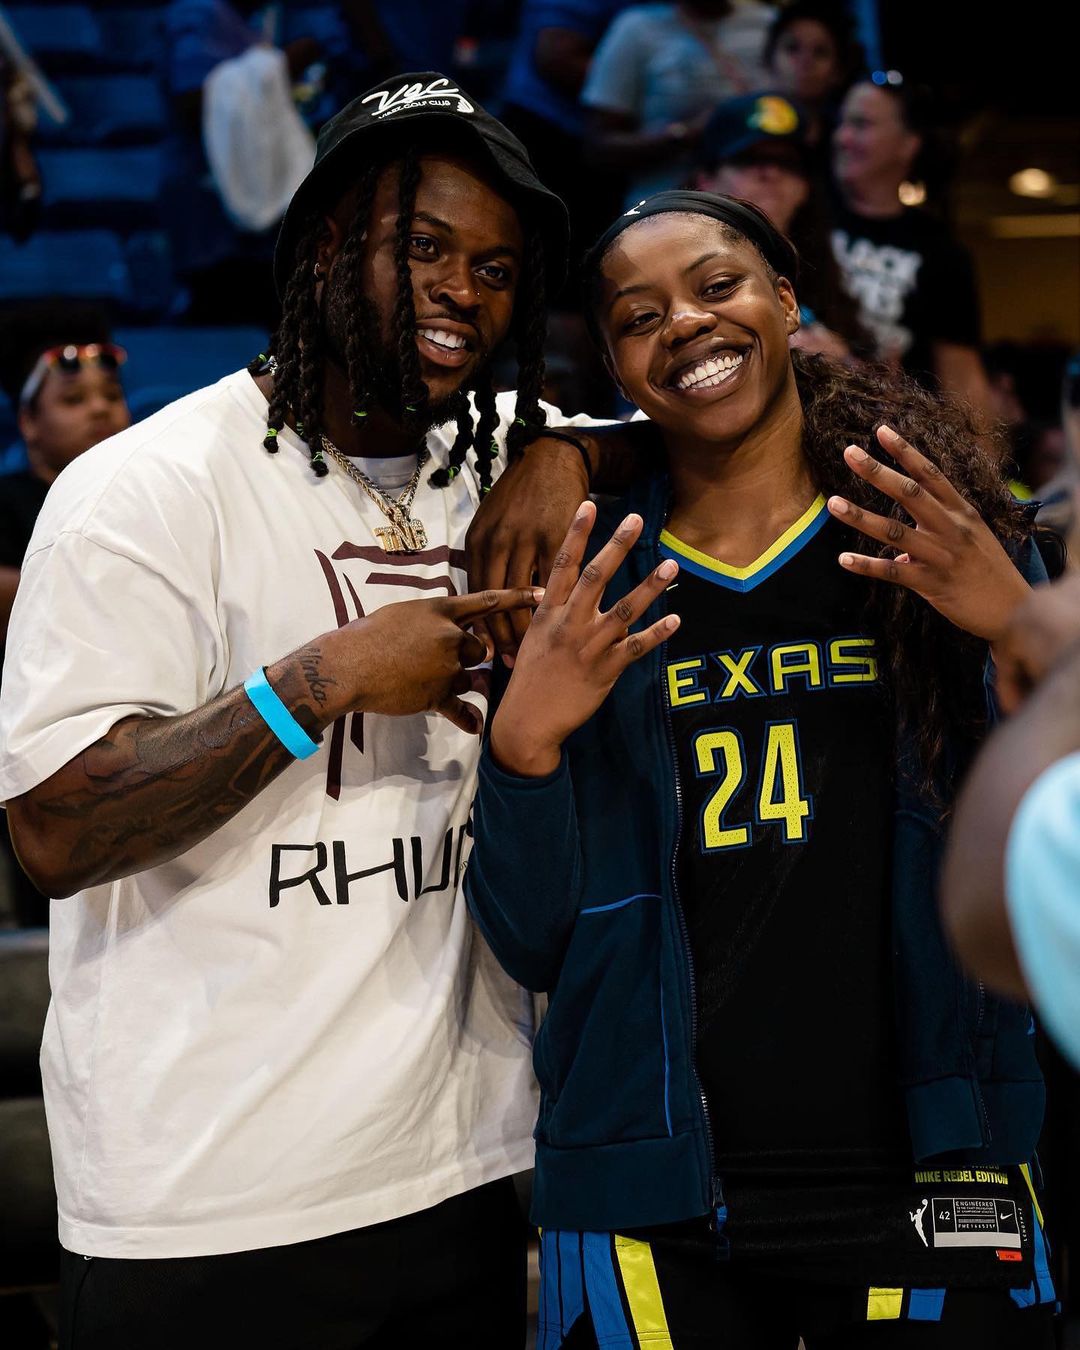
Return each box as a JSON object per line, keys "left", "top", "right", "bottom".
{"left": 19, "top": 342, "right": 128, "bottom": 406}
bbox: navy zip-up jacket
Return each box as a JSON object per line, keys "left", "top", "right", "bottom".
{"left": 466, "top": 473, "right": 1048, "bottom": 1234}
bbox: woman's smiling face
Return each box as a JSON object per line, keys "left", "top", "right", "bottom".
{"left": 594, "top": 212, "right": 800, "bottom": 445}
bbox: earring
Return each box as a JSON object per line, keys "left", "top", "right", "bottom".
{"left": 314, "top": 263, "right": 326, "bottom": 281}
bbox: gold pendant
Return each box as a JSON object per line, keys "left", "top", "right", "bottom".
{"left": 373, "top": 515, "right": 428, "bottom": 553}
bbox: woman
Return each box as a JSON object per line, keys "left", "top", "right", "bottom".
{"left": 466, "top": 193, "right": 1056, "bottom": 1347}
{"left": 763, "top": 0, "right": 863, "bottom": 148}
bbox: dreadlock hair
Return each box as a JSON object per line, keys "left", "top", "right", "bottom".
{"left": 252, "top": 145, "right": 551, "bottom": 493}
{"left": 249, "top": 214, "right": 331, "bottom": 474}
{"left": 582, "top": 218, "right": 1030, "bottom": 802}
{"left": 428, "top": 223, "right": 550, "bottom": 493}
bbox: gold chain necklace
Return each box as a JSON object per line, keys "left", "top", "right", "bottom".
{"left": 320, "top": 436, "right": 430, "bottom": 553}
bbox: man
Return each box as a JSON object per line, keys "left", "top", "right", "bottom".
{"left": 943, "top": 569, "right": 1080, "bottom": 1070}
{"left": 830, "top": 78, "right": 997, "bottom": 422}
{"left": 500, "top": 0, "right": 630, "bottom": 272}
{"left": 161, "top": 0, "right": 322, "bottom": 326}
{"left": 582, "top": 0, "right": 776, "bottom": 207}
{"left": 0, "top": 73, "right": 613, "bottom": 1348}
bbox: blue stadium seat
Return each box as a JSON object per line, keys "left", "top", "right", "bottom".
{"left": 95, "top": 8, "right": 167, "bottom": 72}
{"left": 37, "top": 148, "right": 162, "bottom": 227}
{"left": 280, "top": 5, "right": 352, "bottom": 60}
{"left": 124, "top": 232, "right": 180, "bottom": 316}
{"left": 0, "top": 231, "right": 133, "bottom": 305}
{"left": 3, "top": 7, "right": 102, "bottom": 65}
{"left": 115, "top": 325, "right": 270, "bottom": 422}
{"left": 39, "top": 76, "right": 166, "bottom": 146}
{"left": 0, "top": 398, "right": 17, "bottom": 456}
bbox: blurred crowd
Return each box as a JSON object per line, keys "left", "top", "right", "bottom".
{"left": 0, "top": 3, "right": 1077, "bottom": 910}
{"left": 2, "top": 5, "right": 1075, "bottom": 446}
{"left": 0, "top": 0, "right": 1076, "bottom": 927}
{"left": 0, "top": 7, "right": 1078, "bottom": 1347}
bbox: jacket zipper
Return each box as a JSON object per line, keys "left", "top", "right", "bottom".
{"left": 972, "top": 977, "right": 992, "bottom": 1145}
{"left": 657, "top": 581, "right": 727, "bottom": 1244}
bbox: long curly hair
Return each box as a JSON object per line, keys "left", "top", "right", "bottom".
{"left": 791, "top": 349, "right": 1028, "bottom": 799}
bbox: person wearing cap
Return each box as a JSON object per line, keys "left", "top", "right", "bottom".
{"left": 0, "top": 73, "right": 635, "bottom": 1348}
{"left": 466, "top": 192, "right": 1056, "bottom": 1344}
{"left": 692, "top": 91, "right": 867, "bottom": 359}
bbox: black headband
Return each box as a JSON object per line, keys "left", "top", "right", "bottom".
{"left": 584, "top": 190, "right": 799, "bottom": 284}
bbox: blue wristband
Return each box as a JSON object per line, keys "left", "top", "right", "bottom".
{"left": 243, "top": 668, "right": 321, "bottom": 760}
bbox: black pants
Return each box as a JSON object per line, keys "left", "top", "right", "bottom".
{"left": 59, "top": 1176, "right": 527, "bottom": 1349}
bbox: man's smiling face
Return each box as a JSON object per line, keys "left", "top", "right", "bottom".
{"left": 321, "top": 152, "right": 524, "bottom": 430}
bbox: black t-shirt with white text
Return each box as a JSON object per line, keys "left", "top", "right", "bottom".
{"left": 830, "top": 205, "right": 981, "bottom": 386}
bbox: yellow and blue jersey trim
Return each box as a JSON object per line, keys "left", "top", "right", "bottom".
{"left": 659, "top": 495, "right": 829, "bottom": 593}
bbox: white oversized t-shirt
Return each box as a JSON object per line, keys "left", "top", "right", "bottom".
{"left": 0, "top": 370, "right": 601, "bottom": 1259}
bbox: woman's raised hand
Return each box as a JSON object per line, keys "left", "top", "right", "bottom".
{"left": 489, "top": 501, "right": 680, "bottom": 777}
{"left": 827, "top": 424, "right": 1030, "bottom": 643}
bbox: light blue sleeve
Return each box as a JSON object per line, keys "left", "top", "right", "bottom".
{"left": 581, "top": 8, "right": 649, "bottom": 115}
{"left": 1005, "top": 749, "right": 1080, "bottom": 1068}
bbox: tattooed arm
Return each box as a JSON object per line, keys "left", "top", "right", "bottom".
{"left": 5, "top": 589, "right": 540, "bottom": 898}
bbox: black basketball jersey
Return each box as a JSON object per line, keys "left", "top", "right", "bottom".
{"left": 629, "top": 498, "right": 1047, "bottom": 1290}
{"left": 660, "top": 496, "right": 908, "bottom": 1179}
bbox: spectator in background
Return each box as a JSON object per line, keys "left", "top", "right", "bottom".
{"left": 1035, "top": 351, "right": 1080, "bottom": 567}
{"left": 161, "top": 0, "right": 322, "bottom": 328}
{"left": 501, "top": 1, "right": 635, "bottom": 415}
{"left": 830, "top": 77, "right": 998, "bottom": 428}
{"left": 349, "top": 0, "right": 471, "bottom": 76}
{"left": 0, "top": 302, "right": 130, "bottom": 928}
{"left": 693, "top": 91, "right": 867, "bottom": 358}
{"left": 583, "top": 0, "right": 777, "bottom": 208}
{"left": 762, "top": 0, "right": 862, "bottom": 156}
{"left": 500, "top": 0, "right": 630, "bottom": 286}
{"left": 985, "top": 340, "right": 1073, "bottom": 497}
{"left": 0, "top": 46, "right": 41, "bottom": 242}
{"left": 0, "top": 303, "right": 130, "bottom": 644}
{"left": 942, "top": 569, "right": 1080, "bottom": 1070}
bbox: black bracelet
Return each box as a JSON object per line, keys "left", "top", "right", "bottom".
{"left": 515, "top": 428, "right": 594, "bottom": 490}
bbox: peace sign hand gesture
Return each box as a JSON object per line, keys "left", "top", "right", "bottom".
{"left": 827, "top": 424, "right": 1030, "bottom": 643}
{"left": 490, "top": 501, "right": 680, "bottom": 778}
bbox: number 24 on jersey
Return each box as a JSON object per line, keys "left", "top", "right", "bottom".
{"left": 693, "top": 721, "right": 812, "bottom": 851}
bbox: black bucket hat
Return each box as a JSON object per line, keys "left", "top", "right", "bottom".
{"left": 274, "top": 72, "right": 570, "bottom": 298}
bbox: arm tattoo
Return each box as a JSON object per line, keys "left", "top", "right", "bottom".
{"left": 19, "top": 641, "right": 347, "bottom": 891}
